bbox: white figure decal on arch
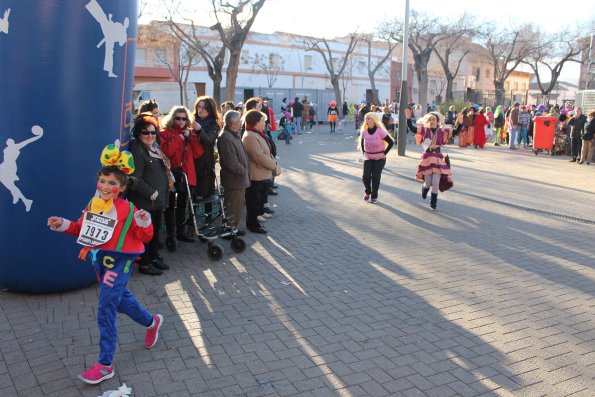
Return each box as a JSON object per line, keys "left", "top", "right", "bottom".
{"left": 0, "top": 8, "right": 11, "bottom": 34}
{"left": 0, "top": 126, "right": 44, "bottom": 212}
{"left": 85, "top": 0, "right": 129, "bottom": 78}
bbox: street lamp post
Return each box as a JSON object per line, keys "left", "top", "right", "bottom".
{"left": 397, "top": 0, "right": 410, "bottom": 156}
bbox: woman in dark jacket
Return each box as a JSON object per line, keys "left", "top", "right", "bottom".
{"left": 579, "top": 110, "right": 595, "bottom": 165}
{"left": 192, "top": 96, "right": 221, "bottom": 202}
{"left": 128, "top": 113, "right": 173, "bottom": 275}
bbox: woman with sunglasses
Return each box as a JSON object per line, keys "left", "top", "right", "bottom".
{"left": 191, "top": 96, "right": 221, "bottom": 211}
{"left": 128, "top": 113, "right": 173, "bottom": 275}
{"left": 160, "top": 106, "right": 204, "bottom": 249}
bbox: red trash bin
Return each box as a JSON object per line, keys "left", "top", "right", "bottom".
{"left": 532, "top": 116, "right": 557, "bottom": 154}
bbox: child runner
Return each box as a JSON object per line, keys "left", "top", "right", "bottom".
{"left": 47, "top": 144, "right": 163, "bottom": 384}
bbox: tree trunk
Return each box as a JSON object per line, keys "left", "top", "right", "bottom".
{"left": 494, "top": 81, "right": 505, "bottom": 106}
{"left": 226, "top": 49, "right": 242, "bottom": 101}
{"left": 331, "top": 78, "right": 342, "bottom": 110}
{"left": 415, "top": 62, "right": 429, "bottom": 116}
{"left": 445, "top": 74, "right": 454, "bottom": 101}
{"left": 212, "top": 75, "right": 223, "bottom": 105}
{"left": 178, "top": 81, "right": 184, "bottom": 106}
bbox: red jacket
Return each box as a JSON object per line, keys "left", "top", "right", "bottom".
{"left": 267, "top": 107, "right": 277, "bottom": 131}
{"left": 63, "top": 198, "right": 153, "bottom": 253}
{"left": 159, "top": 125, "right": 204, "bottom": 186}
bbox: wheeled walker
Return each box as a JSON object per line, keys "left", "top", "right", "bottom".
{"left": 180, "top": 172, "right": 246, "bottom": 260}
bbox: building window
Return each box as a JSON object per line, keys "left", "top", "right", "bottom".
{"left": 505, "top": 82, "right": 510, "bottom": 91}
{"left": 304, "top": 55, "right": 313, "bottom": 70}
{"left": 154, "top": 49, "right": 167, "bottom": 64}
{"left": 513, "top": 82, "right": 518, "bottom": 90}
{"left": 521, "top": 83, "right": 526, "bottom": 91}
{"left": 453, "top": 82, "right": 458, "bottom": 90}
{"left": 269, "top": 53, "right": 280, "bottom": 69}
{"left": 357, "top": 60, "right": 366, "bottom": 74}
{"left": 241, "top": 49, "right": 249, "bottom": 64}
{"left": 136, "top": 48, "right": 147, "bottom": 66}
{"left": 485, "top": 68, "right": 490, "bottom": 79}
{"left": 472, "top": 67, "right": 480, "bottom": 82}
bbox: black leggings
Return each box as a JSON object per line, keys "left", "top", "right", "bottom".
{"left": 329, "top": 122, "right": 336, "bottom": 131}
{"left": 362, "top": 158, "right": 386, "bottom": 199}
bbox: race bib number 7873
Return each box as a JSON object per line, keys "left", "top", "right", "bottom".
{"left": 77, "top": 212, "right": 118, "bottom": 247}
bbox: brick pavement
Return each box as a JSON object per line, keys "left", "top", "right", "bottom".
{"left": 1, "top": 125, "right": 594, "bottom": 396}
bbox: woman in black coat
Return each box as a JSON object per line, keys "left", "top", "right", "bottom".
{"left": 128, "top": 113, "right": 173, "bottom": 275}
{"left": 191, "top": 96, "right": 221, "bottom": 201}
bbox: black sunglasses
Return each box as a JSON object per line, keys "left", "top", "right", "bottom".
{"left": 140, "top": 130, "right": 158, "bottom": 135}
{"left": 174, "top": 116, "right": 188, "bottom": 121}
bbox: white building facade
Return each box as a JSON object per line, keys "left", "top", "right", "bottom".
{"left": 135, "top": 23, "right": 393, "bottom": 115}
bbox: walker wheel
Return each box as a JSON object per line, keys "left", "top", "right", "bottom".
{"left": 533, "top": 150, "right": 538, "bottom": 156}
{"left": 207, "top": 242, "right": 223, "bottom": 261}
{"left": 230, "top": 237, "right": 246, "bottom": 253}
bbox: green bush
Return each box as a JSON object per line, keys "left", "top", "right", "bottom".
{"left": 438, "top": 100, "right": 467, "bottom": 115}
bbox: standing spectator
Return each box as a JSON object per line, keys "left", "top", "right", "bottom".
{"left": 381, "top": 106, "right": 395, "bottom": 137}
{"left": 518, "top": 105, "right": 531, "bottom": 148}
{"left": 445, "top": 105, "right": 457, "bottom": 127}
{"left": 192, "top": 96, "right": 221, "bottom": 204}
{"left": 160, "top": 106, "right": 203, "bottom": 248}
{"left": 221, "top": 100, "right": 235, "bottom": 116}
{"left": 263, "top": 100, "right": 277, "bottom": 132}
{"left": 327, "top": 101, "right": 339, "bottom": 132}
{"left": 357, "top": 103, "right": 370, "bottom": 130}
{"left": 301, "top": 98, "right": 310, "bottom": 131}
{"left": 342, "top": 101, "right": 349, "bottom": 121}
{"left": 508, "top": 102, "right": 521, "bottom": 150}
{"left": 307, "top": 103, "right": 317, "bottom": 130}
{"left": 568, "top": 107, "right": 587, "bottom": 162}
{"left": 473, "top": 107, "right": 490, "bottom": 148}
{"left": 138, "top": 99, "right": 160, "bottom": 121}
{"left": 291, "top": 96, "right": 304, "bottom": 135}
{"left": 359, "top": 112, "right": 394, "bottom": 203}
{"left": 242, "top": 110, "right": 280, "bottom": 234}
{"left": 128, "top": 113, "right": 172, "bottom": 275}
{"left": 493, "top": 105, "right": 505, "bottom": 145}
{"left": 280, "top": 97, "right": 288, "bottom": 114}
{"left": 217, "top": 110, "right": 250, "bottom": 233}
{"left": 579, "top": 110, "right": 595, "bottom": 164}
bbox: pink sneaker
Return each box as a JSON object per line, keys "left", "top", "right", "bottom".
{"left": 145, "top": 314, "right": 163, "bottom": 348}
{"left": 78, "top": 362, "right": 113, "bottom": 384}
{"left": 363, "top": 193, "right": 370, "bottom": 201}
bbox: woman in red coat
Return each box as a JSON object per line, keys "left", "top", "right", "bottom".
{"left": 473, "top": 107, "right": 490, "bottom": 148}
{"left": 159, "top": 106, "right": 203, "bottom": 247}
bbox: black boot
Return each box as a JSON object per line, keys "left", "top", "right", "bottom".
{"left": 430, "top": 193, "right": 438, "bottom": 210}
{"left": 421, "top": 186, "right": 430, "bottom": 200}
{"left": 165, "top": 235, "right": 178, "bottom": 252}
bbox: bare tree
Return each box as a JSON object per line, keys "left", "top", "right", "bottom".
{"left": 432, "top": 14, "right": 476, "bottom": 101}
{"left": 252, "top": 52, "right": 285, "bottom": 88}
{"left": 427, "top": 68, "right": 447, "bottom": 102}
{"left": 166, "top": 0, "right": 266, "bottom": 103}
{"left": 389, "top": 11, "right": 450, "bottom": 116}
{"left": 479, "top": 23, "right": 540, "bottom": 105}
{"left": 138, "top": 24, "right": 201, "bottom": 107}
{"left": 363, "top": 26, "right": 399, "bottom": 104}
{"left": 304, "top": 33, "right": 359, "bottom": 106}
{"left": 340, "top": 55, "right": 355, "bottom": 105}
{"left": 522, "top": 29, "right": 587, "bottom": 102}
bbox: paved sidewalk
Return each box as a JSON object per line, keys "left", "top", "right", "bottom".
{"left": 1, "top": 126, "right": 594, "bottom": 396}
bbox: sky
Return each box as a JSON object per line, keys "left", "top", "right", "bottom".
{"left": 140, "top": 0, "right": 595, "bottom": 84}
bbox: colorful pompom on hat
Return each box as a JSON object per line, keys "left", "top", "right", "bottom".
{"left": 100, "top": 142, "right": 135, "bottom": 175}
